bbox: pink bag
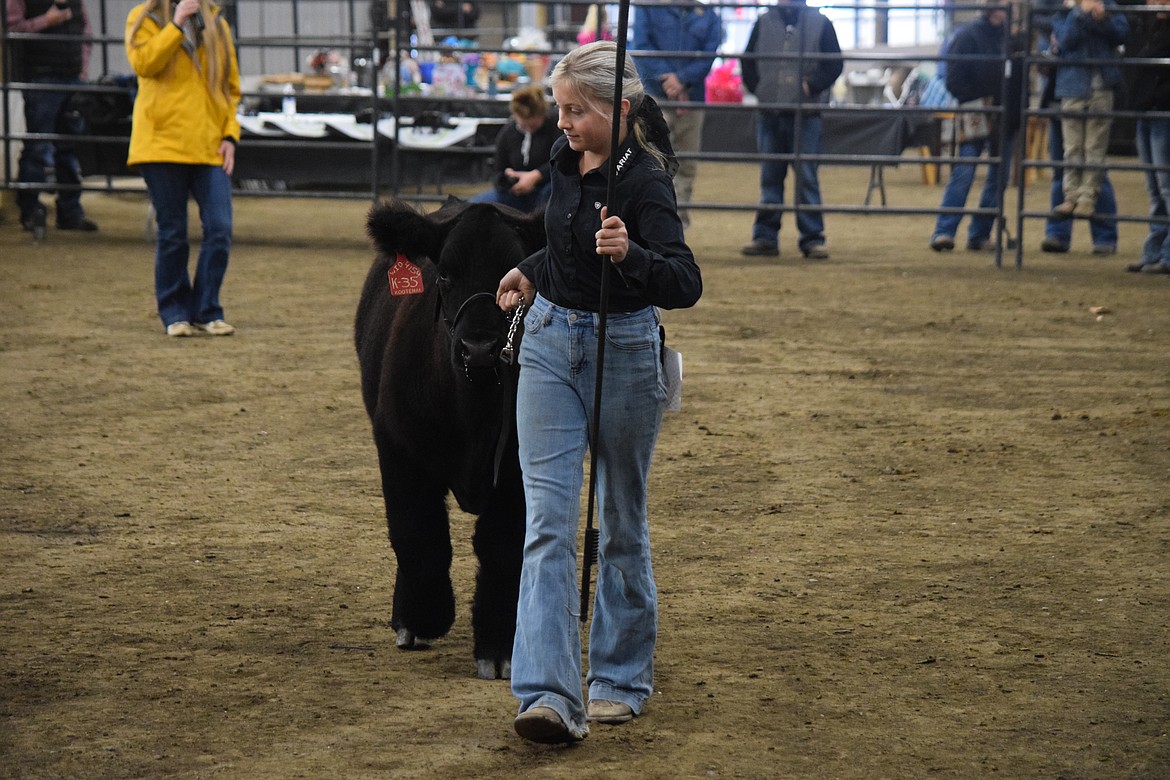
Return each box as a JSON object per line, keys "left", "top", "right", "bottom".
{"left": 705, "top": 60, "right": 743, "bottom": 104}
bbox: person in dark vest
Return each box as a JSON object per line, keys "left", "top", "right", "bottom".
{"left": 6, "top": 0, "right": 98, "bottom": 233}
{"left": 740, "top": 0, "right": 842, "bottom": 261}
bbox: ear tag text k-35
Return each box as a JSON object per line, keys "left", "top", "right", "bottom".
{"left": 388, "top": 253, "right": 424, "bottom": 296}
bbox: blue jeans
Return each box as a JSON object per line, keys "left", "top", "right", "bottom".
{"left": 139, "top": 163, "right": 233, "bottom": 328}
{"left": 468, "top": 181, "right": 551, "bottom": 213}
{"left": 752, "top": 112, "right": 825, "bottom": 251}
{"left": 1136, "top": 117, "right": 1170, "bottom": 266}
{"left": 932, "top": 132, "right": 1015, "bottom": 244}
{"left": 1045, "top": 118, "right": 1117, "bottom": 246}
{"left": 17, "top": 78, "right": 86, "bottom": 223}
{"left": 511, "top": 295, "right": 666, "bottom": 737}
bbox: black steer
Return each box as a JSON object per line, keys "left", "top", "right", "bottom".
{"left": 355, "top": 198, "right": 545, "bottom": 679}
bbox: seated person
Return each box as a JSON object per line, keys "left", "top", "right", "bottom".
{"left": 469, "top": 85, "right": 556, "bottom": 212}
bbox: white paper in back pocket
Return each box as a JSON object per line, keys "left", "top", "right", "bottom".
{"left": 663, "top": 346, "right": 683, "bottom": 413}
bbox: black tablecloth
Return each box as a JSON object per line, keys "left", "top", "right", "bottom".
{"left": 258, "top": 95, "right": 929, "bottom": 158}
{"left": 700, "top": 105, "right": 928, "bottom": 158}
{"left": 75, "top": 92, "right": 931, "bottom": 189}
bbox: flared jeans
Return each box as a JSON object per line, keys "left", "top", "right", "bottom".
{"left": 511, "top": 294, "right": 666, "bottom": 737}
{"left": 140, "top": 163, "right": 233, "bottom": 329}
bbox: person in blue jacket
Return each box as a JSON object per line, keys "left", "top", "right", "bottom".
{"left": 928, "top": 2, "right": 1023, "bottom": 253}
{"left": 1033, "top": 0, "right": 1118, "bottom": 254}
{"left": 1050, "top": 0, "right": 1128, "bottom": 219}
{"left": 633, "top": 3, "right": 722, "bottom": 229}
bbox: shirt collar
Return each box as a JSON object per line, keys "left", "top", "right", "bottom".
{"left": 551, "top": 135, "right": 641, "bottom": 181}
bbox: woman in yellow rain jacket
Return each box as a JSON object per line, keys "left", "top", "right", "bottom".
{"left": 126, "top": 0, "right": 240, "bottom": 337}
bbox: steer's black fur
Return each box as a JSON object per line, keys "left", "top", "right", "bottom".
{"left": 355, "top": 198, "right": 545, "bottom": 678}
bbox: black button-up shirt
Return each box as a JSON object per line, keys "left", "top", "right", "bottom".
{"left": 517, "top": 135, "right": 702, "bottom": 312}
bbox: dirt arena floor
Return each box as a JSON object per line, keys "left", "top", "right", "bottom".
{"left": 2, "top": 160, "right": 1168, "bottom": 779}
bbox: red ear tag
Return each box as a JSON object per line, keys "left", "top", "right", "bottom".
{"left": 388, "top": 253, "right": 424, "bottom": 296}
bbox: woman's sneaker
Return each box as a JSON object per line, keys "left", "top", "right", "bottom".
{"left": 194, "top": 320, "right": 235, "bottom": 336}
{"left": 166, "top": 321, "right": 196, "bottom": 337}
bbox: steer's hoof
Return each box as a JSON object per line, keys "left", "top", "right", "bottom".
{"left": 477, "top": 657, "right": 512, "bottom": 680}
{"left": 396, "top": 628, "right": 434, "bottom": 650}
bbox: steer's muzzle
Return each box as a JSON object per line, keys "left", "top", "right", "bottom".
{"left": 445, "top": 291, "right": 507, "bottom": 378}
{"left": 459, "top": 334, "right": 502, "bottom": 369}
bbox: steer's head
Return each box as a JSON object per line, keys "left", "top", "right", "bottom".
{"left": 368, "top": 198, "right": 546, "bottom": 379}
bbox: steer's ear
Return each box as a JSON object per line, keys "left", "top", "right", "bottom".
{"left": 367, "top": 199, "right": 445, "bottom": 263}
{"left": 515, "top": 207, "right": 548, "bottom": 254}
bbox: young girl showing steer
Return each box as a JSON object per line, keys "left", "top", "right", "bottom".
{"left": 496, "top": 40, "right": 702, "bottom": 744}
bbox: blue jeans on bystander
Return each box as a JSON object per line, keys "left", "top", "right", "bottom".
{"left": 1136, "top": 117, "right": 1170, "bottom": 267}
{"left": 931, "top": 131, "right": 1016, "bottom": 246}
{"left": 751, "top": 112, "right": 826, "bottom": 252}
{"left": 17, "top": 78, "right": 87, "bottom": 225}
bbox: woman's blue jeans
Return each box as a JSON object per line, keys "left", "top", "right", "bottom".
{"left": 140, "top": 163, "right": 233, "bottom": 328}
{"left": 1136, "top": 117, "right": 1170, "bottom": 266}
{"left": 752, "top": 112, "right": 826, "bottom": 251}
{"left": 511, "top": 295, "right": 666, "bottom": 737}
